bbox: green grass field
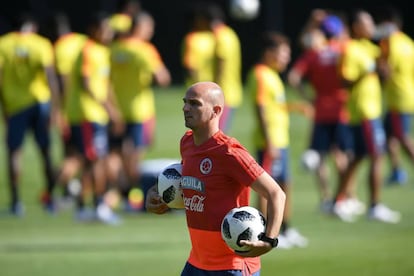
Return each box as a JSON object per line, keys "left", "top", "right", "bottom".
{"left": 0, "top": 85, "right": 413, "bottom": 276}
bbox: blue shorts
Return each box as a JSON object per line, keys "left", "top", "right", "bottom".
{"left": 70, "top": 122, "right": 108, "bottom": 161}
{"left": 310, "top": 122, "right": 352, "bottom": 154}
{"left": 6, "top": 102, "right": 51, "bottom": 151}
{"left": 109, "top": 119, "right": 155, "bottom": 149}
{"left": 350, "top": 118, "right": 386, "bottom": 157}
{"left": 257, "top": 148, "right": 290, "bottom": 184}
{"left": 181, "top": 262, "right": 260, "bottom": 276}
{"left": 384, "top": 111, "right": 412, "bottom": 140}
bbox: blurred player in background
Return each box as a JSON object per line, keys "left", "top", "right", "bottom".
{"left": 0, "top": 13, "right": 60, "bottom": 215}
{"left": 208, "top": 3, "right": 243, "bottom": 133}
{"left": 246, "top": 31, "right": 309, "bottom": 248}
{"left": 181, "top": 1, "right": 216, "bottom": 86}
{"left": 51, "top": 12, "right": 88, "bottom": 202}
{"left": 146, "top": 81, "right": 286, "bottom": 275}
{"left": 375, "top": 6, "right": 414, "bottom": 185}
{"left": 334, "top": 9, "right": 400, "bottom": 223}
{"left": 109, "top": 10, "right": 171, "bottom": 211}
{"left": 297, "top": 8, "right": 329, "bottom": 51}
{"left": 64, "top": 12, "right": 123, "bottom": 224}
{"left": 288, "top": 11, "right": 362, "bottom": 215}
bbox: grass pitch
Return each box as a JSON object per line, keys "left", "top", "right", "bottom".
{"left": 0, "top": 85, "right": 413, "bottom": 276}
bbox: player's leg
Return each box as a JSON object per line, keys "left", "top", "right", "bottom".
{"left": 386, "top": 136, "right": 406, "bottom": 183}
{"left": 122, "top": 119, "right": 154, "bottom": 211}
{"left": 259, "top": 148, "right": 308, "bottom": 248}
{"left": 333, "top": 122, "right": 365, "bottom": 215}
{"left": 105, "top": 123, "right": 125, "bottom": 190}
{"left": 384, "top": 111, "right": 408, "bottom": 185}
{"left": 56, "top": 154, "right": 82, "bottom": 195}
{"left": 5, "top": 106, "right": 33, "bottom": 215}
{"left": 55, "top": 121, "right": 83, "bottom": 201}
{"left": 334, "top": 122, "right": 353, "bottom": 189}
{"left": 308, "top": 123, "right": 331, "bottom": 211}
{"left": 332, "top": 124, "right": 363, "bottom": 222}
{"left": 103, "top": 146, "right": 124, "bottom": 211}
{"left": 33, "top": 102, "right": 57, "bottom": 213}
{"left": 67, "top": 124, "right": 93, "bottom": 220}
{"left": 71, "top": 122, "right": 119, "bottom": 224}
{"left": 363, "top": 119, "right": 401, "bottom": 223}
{"left": 75, "top": 162, "right": 95, "bottom": 221}
{"left": 395, "top": 113, "right": 414, "bottom": 169}
{"left": 88, "top": 122, "right": 121, "bottom": 225}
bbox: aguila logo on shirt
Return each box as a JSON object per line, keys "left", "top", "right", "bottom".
{"left": 200, "top": 158, "right": 212, "bottom": 174}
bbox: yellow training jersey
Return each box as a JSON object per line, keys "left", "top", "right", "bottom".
{"left": 246, "top": 64, "right": 289, "bottom": 149}
{"left": 340, "top": 39, "right": 382, "bottom": 123}
{"left": 181, "top": 30, "right": 216, "bottom": 86}
{"left": 65, "top": 39, "right": 110, "bottom": 124}
{"left": 0, "top": 32, "right": 54, "bottom": 115}
{"left": 110, "top": 37, "right": 163, "bottom": 122}
{"left": 54, "top": 32, "right": 87, "bottom": 76}
{"left": 381, "top": 31, "right": 414, "bottom": 113}
{"left": 214, "top": 24, "right": 243, "bottom": 108}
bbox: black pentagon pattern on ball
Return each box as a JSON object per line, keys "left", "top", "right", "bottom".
{"left": 222, "top": 218, "right": 231, "bottom": 239}
{"left": 233, "top": 210, "right": 256, "bottom": 222}
{"left": 163, "top": 168, "right": 181, "bottom": 180}
{"left": 237, "top": 227, "right": 253, "bottom": 247}
{"left": 162, "top": 185, "right": 176, "bottom": 204}
{"left": 259, "top": 213, "right": 266, "bottom": 227}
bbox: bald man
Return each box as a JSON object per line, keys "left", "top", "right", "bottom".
{"left": 145, "top": 81, "right": 286, "bottom": 275}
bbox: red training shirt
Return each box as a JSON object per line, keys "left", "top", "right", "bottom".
{"left": 180, "top": 130, "right": 264, "bottom": 272}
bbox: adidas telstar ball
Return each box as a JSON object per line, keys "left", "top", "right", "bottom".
{"left": 221, "top": 206, "right": 266, "bottom": 252}
{"left": 157, "top": 163, "right": 184, "bottom": 209}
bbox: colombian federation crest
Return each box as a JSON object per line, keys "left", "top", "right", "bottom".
{"left": 200, "top": 158, "right": 212, "bottom": 175}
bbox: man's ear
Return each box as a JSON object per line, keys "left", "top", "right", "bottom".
{"left": 212, "top": 105, "right": 222, "bottom": 118}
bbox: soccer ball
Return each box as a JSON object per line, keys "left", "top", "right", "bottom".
{"left": 301, "top": 149, "right": 321, "bottom": 171}
{"left": 221, "top": 206, "right": 266, "bottom": 252}
{"left": 229, "top": 0, "right": 260, "bottom": 21}
{"left": 157, "top": 163, "right": 184, "bottom": 209}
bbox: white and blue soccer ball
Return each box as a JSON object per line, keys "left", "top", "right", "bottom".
{"left": 221, "top": 206, "right": 266, "bottom": 252}
{"left": 157, "top": 163, "right": 184, "bottom": 209}
{"left": 301, "top": 149, "right": 321, "bottom": 172}
{"left": 229, "top": 0, "right": 260, "bottom": 21}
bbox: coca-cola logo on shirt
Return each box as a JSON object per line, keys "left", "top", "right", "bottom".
{"left": 183, "top": 195, "right": 205, "bottom": 212}
{"left": 200, "top": 158, "right": 212, "bottom": 174}
{"left": 181, "top": 176, "right": 205, "bottom": 212}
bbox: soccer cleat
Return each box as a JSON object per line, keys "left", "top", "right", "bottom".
{"left": 320, "top": 199, "right": 333, "bottom": 214}
{"left": 40, "top": 191, "right": 57, "bottom": 214}
{"left": 10, "top": 202, "right": 25, "bottom": 217}
{"left": 368, "top": 204, "right": 401, "bottom": 224}
{"left": 345, "top": 197, "right": 366, "bottom": 216}
{"left": 387, "top": 168, "right": 408, "bottom": 185}
{"left": 284, "top": 228, "right": 308, "bottom": 248}
{"left": 96, "top": 203, "right": 122, "bottom": 226}
{"left": 332, "top": 200, "right": 357, "bottom": 223}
